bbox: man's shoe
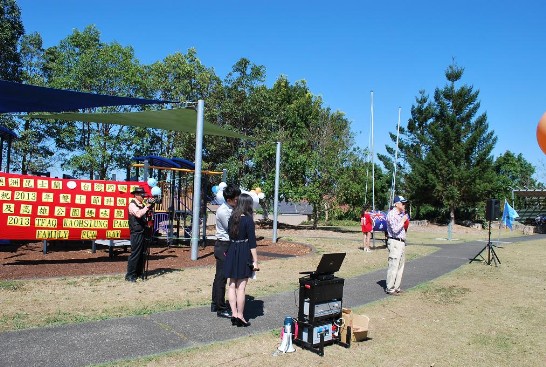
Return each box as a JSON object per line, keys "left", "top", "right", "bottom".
{"left": 211, "top": 304, "right": 218, "bottom": 312}
{"left": 386, "top": 290, "right": 399, "bottom": 296}
{"left": 217, "top": 309, "right": 232, "bottom": 318}
{"left": 125, "top": 276, "right": 136, "bottom": 283}
{"left": 395, "top": 289, "right": 403, "bottom": 294}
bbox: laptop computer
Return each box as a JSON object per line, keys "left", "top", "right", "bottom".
{"left": 299, "top": 252, "right": 346, "bottom": 279}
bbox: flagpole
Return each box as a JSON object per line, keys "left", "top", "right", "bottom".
{"left": 370, "top": 90, "right": 375, "bottom": 212}
{"left": 390, "top": 107, "right": 401, "bottom": 206}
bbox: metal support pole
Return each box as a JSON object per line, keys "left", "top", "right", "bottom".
{"left": 272, "top": 142, "right": 281, "bottom": 243}
{"left": 191, "top": 100, "right": 205, "bottom": 260}
{"left": 143, "top": 159, "right": 149, "bottom": 182}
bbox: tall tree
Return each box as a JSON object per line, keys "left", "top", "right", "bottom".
{"left": 12, "top": 32, "right": 57, "bottom": 174}
{"left": 44, "top": 25, "right": 149, "bottom": 179}
{"left": 0, "top": 0, "right": 24, "bottom": 172}
{"left": 0, "top": 0, "right": 23, "bottom": 81}
{"left": 399, "top": 63, "right": 497, "bottom": 224}
{"left": 148, "top": 49, "right": 223, "bottom": 166}
{"left": 493, "top": 151, "right": 543, "bottom": 207}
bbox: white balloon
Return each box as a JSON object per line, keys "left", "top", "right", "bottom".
{"left": 240, "top": 190, "right": 259, "bottom": 208}
{"left": 216, "top": 190, "right": 225, "bottom": 204}
{"left": 151, "top": 186, "right": 162, "bottom": 197}
{"left": 248, "top": 191, "right": 259, "bottom": 208}
{"left": 218, "top": 182, "right": 227, "bottom": 190}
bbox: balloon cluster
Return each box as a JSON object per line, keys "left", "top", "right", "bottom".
{"left": 212, "top": 182, "right": 265, "bottom": 208}
{"left": 147, "top": 177, "right": 162, "bottom": 198}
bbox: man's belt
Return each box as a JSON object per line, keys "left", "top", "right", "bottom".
{"left": 388, "top": 237, "right": 405, "bottom": 243}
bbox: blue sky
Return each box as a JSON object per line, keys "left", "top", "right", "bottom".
{"left": 17, "top": 0, "right": 546, "bottom": 181}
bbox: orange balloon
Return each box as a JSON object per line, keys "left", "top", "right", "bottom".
{"left": 538, "top": 112, "right": 546, "bottom": 155}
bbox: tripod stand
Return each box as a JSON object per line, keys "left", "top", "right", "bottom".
{"left": 470, "top": 219, "right": 501, "bottom": 266}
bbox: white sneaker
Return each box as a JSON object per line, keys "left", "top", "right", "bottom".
{"left": 364, "top": 248, "right": 371, "bottom": 252}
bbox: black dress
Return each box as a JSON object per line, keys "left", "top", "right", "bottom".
{"left": 224, "top": 215, "right": 257, "bottom": 279}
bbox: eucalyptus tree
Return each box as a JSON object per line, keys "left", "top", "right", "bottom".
{"left": 0, "top": 0, "right": 24, "bottom": 171}
{"left": 43, "top": 25, "right": 150, "bottom": 179}
{"left": 242, "top": 76, "right": 354, "bottom": 227}
{"left": 148, "top": 48, "right": 223, "bottom": 166}
{"left": 493, "top": 151, "right": 543, "bottom": 208}
{"left": 14, "top": 32, "right": 57, "bottom": 175}
{"left": 0, "top": 0, "right": 23, "bottom": 82}
{"left": 337, "top": 149, "right": 390, "bottom": 218}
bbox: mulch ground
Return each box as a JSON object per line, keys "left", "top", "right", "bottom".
{"left": 0, "top": 237, "right": 311, "bottom": 280}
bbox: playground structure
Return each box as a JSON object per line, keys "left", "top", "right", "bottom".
{"left": 129, "top": 155, "right": 224, "bottom": 246}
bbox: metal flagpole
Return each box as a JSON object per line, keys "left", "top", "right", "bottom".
{"left": 371, "top": 91, "right": 375, "bottom": 212}
{"left": 272, "top": 142, "right": 281, "bottom": 243}
{"left": 390, "top": 107, "right": 401, "bottom": 205}
{"left": 370, "top": 91, "right": 376, "bottom": 249}
{"left": 364, "top": 96, "right": 373, "bottom": 205}
{"left": 191, "top": 100, "right": 204, "bottom": 261}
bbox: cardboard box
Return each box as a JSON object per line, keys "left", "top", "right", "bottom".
{"left": 340, "top": 308, "right": 369, "bottom": 342}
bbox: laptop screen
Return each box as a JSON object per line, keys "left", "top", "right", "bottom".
{"left": 314, "top": 252, "right": 346, "bottom": 274}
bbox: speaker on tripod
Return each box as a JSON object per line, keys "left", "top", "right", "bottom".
{"left": 470, "top": 199, "right": 501, "bottom": 266}
{"left": 485, "top": 199, "right": 500, "bottom": 221}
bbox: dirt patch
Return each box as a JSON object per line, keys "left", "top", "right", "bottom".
{"left": 0, "top": 237, "right": 311, "bottom": 280}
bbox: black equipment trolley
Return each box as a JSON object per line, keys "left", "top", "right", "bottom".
{"left": 294, "top": 253, "right": 351, "bottom": 356}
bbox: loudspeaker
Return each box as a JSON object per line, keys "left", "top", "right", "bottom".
{"left": 485, "top": 199, "right": 500, "bottom": 221}
{"left": 278, "top": 318, "right": 296, "bottom": 353}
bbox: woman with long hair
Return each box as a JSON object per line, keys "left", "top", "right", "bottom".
{"left": 224, "top": 193, "right": 259, "bottom": 327}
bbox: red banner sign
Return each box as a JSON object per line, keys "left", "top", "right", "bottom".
{"left": 0, "top": 172, "right": 149, "bottom": 241}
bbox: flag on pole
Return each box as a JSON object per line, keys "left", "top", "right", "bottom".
{"left": 501, "top": 199, "right": 519, "bottom": 230}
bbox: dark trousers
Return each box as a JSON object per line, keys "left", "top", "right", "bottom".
{"left": 211, "top": 240, "right": 230, "bottom": 310}
{"left": 126, "top": 231, "right": 145, "bottom": 279}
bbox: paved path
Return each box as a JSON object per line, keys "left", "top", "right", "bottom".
{"left": 1, "top": 235, "right": 542, "bottom": 367}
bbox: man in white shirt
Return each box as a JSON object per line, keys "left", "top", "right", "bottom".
{"left": 211, "top": 184, "right": 240, "bottom": 317}
{"left": 385, "top": 195, "right": 409, "bottom": 295}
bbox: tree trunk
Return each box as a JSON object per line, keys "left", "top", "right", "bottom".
{"left": 312, "top": 205, "right": 318, "bottom": 229}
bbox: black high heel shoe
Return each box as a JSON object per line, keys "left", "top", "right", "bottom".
{"left": 230, "top": 317, "right": 238, "bottom": 326}
{"left": 237, "top": 317, "right": 250, "bottom": 327}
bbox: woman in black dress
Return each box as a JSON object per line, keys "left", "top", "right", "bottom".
{"left": 224, "top": 193, "right": 259, "bottom": 327}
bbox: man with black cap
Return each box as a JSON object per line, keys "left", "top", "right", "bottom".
{"left": 125, "top": 186, "right": 155, "bottom": 282}
{"left": 385, "top": 195, "right": 409, "bottom": 295}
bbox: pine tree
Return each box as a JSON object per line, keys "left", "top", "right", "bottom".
{"left": 402, "top": 63, "right": 497, "bottom": 224}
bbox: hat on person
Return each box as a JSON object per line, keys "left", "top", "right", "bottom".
{"left": 130, "top": 186, "right": 148, "bottom": 196}
{"left": 393, "top": 195, "right": 408, "bottom": 204}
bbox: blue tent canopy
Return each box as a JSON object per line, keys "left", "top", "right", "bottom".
{"left": 171, "top": 157, "right": 195, "bottom": 170}
{"left": 132, "top": 156, "right": 181, "bottom": 169}
{"left": 0, "top": 79, "right": 168, "bottom": 113}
